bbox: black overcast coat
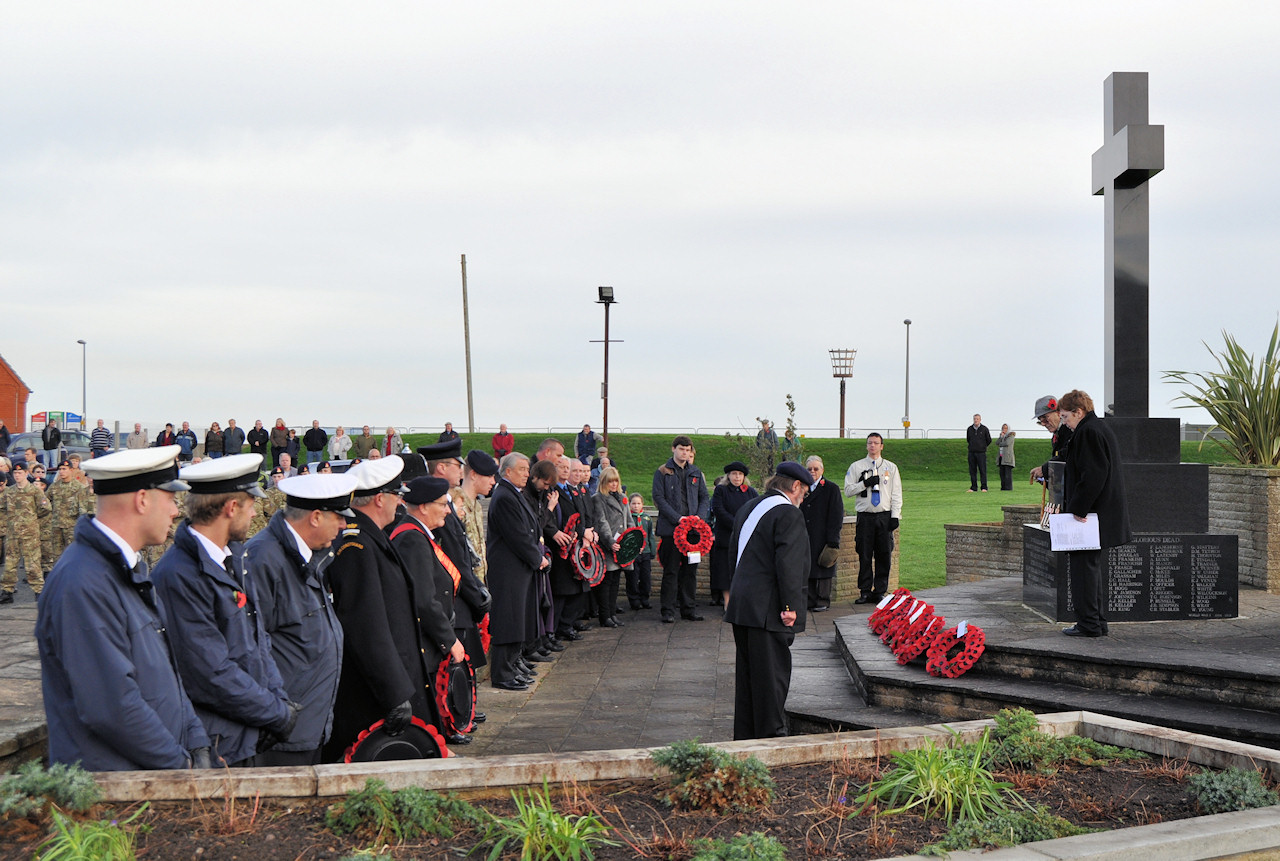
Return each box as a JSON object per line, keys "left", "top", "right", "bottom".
{"left": 799, "top": 477, "right": 844, "bottom": 579}
{"left": 725, "top": 491, "right": 810, "bottom": 633}
{"left": 1062, "top": 412, "right": 1132, "bottom": 549}
{"left": 486, "top": 478, "right": 543, "bottom": 646}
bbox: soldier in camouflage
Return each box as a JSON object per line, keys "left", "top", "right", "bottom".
{"left": 43, "top": 461, "right": 92, "bottom": 573}
{"left": 1, "top": 461, "right": 52, "bottom": 602}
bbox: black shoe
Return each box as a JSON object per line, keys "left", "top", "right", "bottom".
{"left": 492, "top": 680, "right": 529, "bottom": 691}
{"left": 640, "top": 602, "right": 652, "bottom": 609}
{"left": 544, "top": 639, "right": 567, "bottom": 652}
{"left": 446, "top": 733, "right": 472, "bottom": 746}
{"left": 853, "top": 594, "right": 872, "bottom": 605}
{"left": 615, "top": 606, "right": 626, "bottom": 614}
{"left": 599, "top": 617, "right": 619, "bottom": 628}
{"left": 515, "top": 674, "right": 535, "bottom": 685}
{"left": 681, "top": 613, "right": 705, "bottom": 622}
{"left": 1062, "top": 625, "right": 1105, "bottom": 637}
{"left": 870, "top": 594, "right": 885, "bottom": 603}
{"left": 560, "top": 630, "right": 583, "bottom": 641}
{"left": 661, "top": 614, "right": 675, "bottom": 624}
{"left": 472, "top": 712, "right": 486, "bottom": 723}
{"left": 527, "top": 651, "right": 553, "bottom": 662}
{"left": 611, "top": 616, "right": 625, "bottom": 627}
{"left": 0, "top": 591, "right": 13, "bottom": 605}
{"left": 629, "top": 602, "right": 642, "bottom": 611}
{"left": 810, "top": 604, "right": 829, "bottom": 612}
{"left": 573, "top": 620, "right": 591, "bottom": 631}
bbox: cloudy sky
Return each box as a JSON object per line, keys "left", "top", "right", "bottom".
{"left": 3, "top": 2, "right": 1277, "bottom": 440}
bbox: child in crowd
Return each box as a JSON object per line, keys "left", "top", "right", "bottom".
{"left": 627, "top": 493, "right": 656, "bottom": 610}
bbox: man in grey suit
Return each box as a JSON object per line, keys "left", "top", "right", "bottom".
{"left": 724, "top": 461, "right": 811, "bottom": 740}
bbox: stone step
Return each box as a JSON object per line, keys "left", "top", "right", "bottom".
{"left": 837, "top": 621, "right": 1280, "bottom": 748}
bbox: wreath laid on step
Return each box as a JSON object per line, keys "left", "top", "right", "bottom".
{"left": 925, "top": 624, "right": 986, "bottom": 678}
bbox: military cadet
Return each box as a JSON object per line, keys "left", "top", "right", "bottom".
{"left": 452, "top": 449, "right": 499, "bottom": 584}
{"left": 1, "top": 460, "right": 51, "bottom": 602}
{"left": 417, "top": 441, "right": 494, "bottom": 710}
{"left": 388, "top": 476, "right": 470, "bottom": 745}
{"left": 264, "top": 467, "right": 288, "bottom": 518}
{"left": 37, "top": 446, "right": 212, "bottom": 770}
{"left": 153, "top": 454, "right": 298, "bottom": 767}
{"left": 43, "top": 461, "right": 90, "bottom": 573}
{"left": 324, "top": 456, "right": 439, "bottom": 761}
{"left": 246, "top": 472, "right": 357, "bottom": 765}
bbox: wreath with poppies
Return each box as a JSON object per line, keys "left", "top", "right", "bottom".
{"left": 433, "top": 656, "right": 476, "bottom": 736}
{"left": 925, "top": 624, "right": 986, "bottom": 678}
{"left": 572, "top": 540, "right": 607, "bottom": 586}
{"left": 673, "top": 516, "right": 714, "bottom": 555}
{"left": 884, "top": 601, "right": 934, "bottom": 649}
{"left": 478, "top": 613, "right": 491, "bottom": 655}
{"left": 558, "top": 513, "right": 581, "bottom": 559}
{"left": 892, "top": 613, "right": 948, "bottom": 665}
{"left": 869, "top": 591, "right": 915, "bottom": 636}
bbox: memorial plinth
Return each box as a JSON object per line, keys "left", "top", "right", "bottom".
{"left": 1023, "top": 527, "right": 1238, "bottom": 622}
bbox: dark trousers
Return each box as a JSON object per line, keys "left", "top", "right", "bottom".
{"left": 807, "top": 576, "right": 832, "bottom": 609}
{"left": 271, "top": 445, "right": 285, "bottom": 469}
{"left": 490, "top": 642, "right": 524, "bottom": 684}
{"left": 593, "top": 570, "right": 621, "bottom": 621}
{"left": 732, "top": 624, "right": 794, "bottom": 740}
{"left": 999, "top": 463, "right": 1013, "bottom": 490}
{"left": 1067, "top": 548, "right": 1108, "bottom": 635}
{"left": 553, "top": 592, "right": 586, "bottom": 635}
{"left": 626, "top": 555, "right": 652, "bottom": 607}
{"left": 855, "top": 511, "right": 893, "bottom": 598}
{"left": 968, "top": 452, "right": 988, "bottom": 490}
{"left": 658, "top": 538, "right": 697, "bottom": 616}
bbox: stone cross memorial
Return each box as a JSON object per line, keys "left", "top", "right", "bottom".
{"left": 1023, "top": 72, "right": 1239, "bottom": 622}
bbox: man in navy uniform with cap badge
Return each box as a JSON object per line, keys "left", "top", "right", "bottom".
{"left": 725, "top": 460, "right": 811, "bottom": 740}
{"left": 38, "top": 446, "right": 213, "bottom": 771}
{"left": 324, "top": 456, "right": 439, "bottom": 761}
{"left": 153, "top": 453, "right": 299, "bottom": 767}
{"left": 246, "top": 471, "right": 358, "bottom": 765}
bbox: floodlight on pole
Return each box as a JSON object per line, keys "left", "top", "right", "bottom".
{"left": 77, "top": 340, "right": 86, "bottom": 429}
{"left": 829, "top": 349, "right": 856, "bottom": 439}
{"left": 596, "top": 287, "right": 617, "bottom": 448}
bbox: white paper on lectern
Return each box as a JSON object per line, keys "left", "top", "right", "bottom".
{"left": 1048, "top": 513, "right": 1100, "bottom": 551}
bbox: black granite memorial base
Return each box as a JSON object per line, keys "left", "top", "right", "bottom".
{"left": 1123, "top": 462, "right": 1209, "bottom": 534}
{"left": 1023, "top": 525, "right": 1237, "bottom": 622}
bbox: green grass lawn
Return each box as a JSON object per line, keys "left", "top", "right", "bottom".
{"left": 401, "top": 430, "right": 1237, "bottom": 590}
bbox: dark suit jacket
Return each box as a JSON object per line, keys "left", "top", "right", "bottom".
{"left": 1063, "top": 412, "right": 1132, "bottom": 548}
{"left": 724, "top": 491, "right": 810, "bottom": 633}
{"left": 799, "top": 477, "right": 844, "bottom": 577}
{"left": 486, "top": 478, "right": 542, "bottom": 645}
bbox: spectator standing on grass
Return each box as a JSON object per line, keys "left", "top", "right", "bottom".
{"left": 382, "top": 426, "right": 403, "bottom": 457}
{"left": 175, "top": 422, "right": 198, "bottom": 463}
{"left": 756, "top": 420, "right": 778, "bottom": 473}
{"left": 492, "top": 423, "right": 515, "bottom": 459}
{"left": 438, "top": 422, "right": 459, "bottom": 443}
{"left": 997, "top": 424, "right": 1016, "bottom": 491}
{"left": 89, "top": 419, "right": 112, "bottom": 457}
{"left": 350, "top": 425, "right": 376, "bottom": 460}
{"left": 127, "top": 423, "right": 148, "bottom": 450}
{"left": 575, "top": 424, "right": 597, "bottom": 464}
{"left": 247, "top": 420, "right": 269, "bottom": 459}
{"left": 285, "top": 429, "right": 301, "bottom": 464}
{"left": 223, "top": 419, "right": 245, "bottom": 457}
{"left": 155, "top": 423, "right": 177, "bottom": 448}
{"left": 328, "top": 426, "right": 351, "bottom": 461}
{"left": 303, "top": 420, "right": 328, "bottom": 465}
{"left": 270, "top": 418, "right": 289, "bottom": 469}
{"left": 204, "top": 422, "right": 224, "bottom": 460}
{"left": 966, "top": 414, "right": 992, "bottom": 492}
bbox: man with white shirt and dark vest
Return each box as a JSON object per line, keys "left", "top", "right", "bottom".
{"left": 38, "top": 446, "right": 212, "bottom": 771}
{"left": 152, "top": 453, "right": 298, "bottom": 767}
{"left": 843, "top": 433, "right": 903, "bottom": 605}
{"left": 724, "top": 461, "right": 811, "bottom": 740}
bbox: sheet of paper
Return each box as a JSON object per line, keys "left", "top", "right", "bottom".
{"left": 1049, "top": 512, "right": 1100, "bottom": 551}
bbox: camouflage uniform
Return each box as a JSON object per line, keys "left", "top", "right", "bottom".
{"left": 264, "top": 486, "right": 286, "bottom": 518}
{"left": 143, "top": 491, "right": 186, "bottom": 568}
{"left": 247, "top": 493, "right": 274, "bottom": 539}
{"left": 451, "top": 487, "right": 488, "bottom": 583}
{"left": 2, "top": 481, "right": 52, "bottom": 594}
{"left": 43, "top": 480, "right": 90, "bottom": 573}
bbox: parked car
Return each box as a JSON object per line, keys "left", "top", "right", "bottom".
{"left": 6, "top": 430, "right": 95, "bottom": 462}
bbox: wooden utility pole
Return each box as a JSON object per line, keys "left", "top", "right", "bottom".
{"left": 460, "top": 255, "right": 476, "bottom": 433}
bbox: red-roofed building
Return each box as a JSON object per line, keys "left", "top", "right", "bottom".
{"left": 0, "top": 354, "right": 33, "bottom": 433}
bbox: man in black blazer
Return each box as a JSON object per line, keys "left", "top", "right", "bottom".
{"left": 724, "top": 461, "right": 811, "bottom": 740}
{"left": 800, "top": 455, "right": 843, "bottom": 612}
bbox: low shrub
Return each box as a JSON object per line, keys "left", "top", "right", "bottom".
{"left": 479, "top": 780, "right": 616, "bottom": 861}
{"left": 651, "top": 740, "right": 775, "bottom": 813}
{"left": 854, "top": 729, "right": 1021, "bottom": 823}
{"left": 1188, "top": 767, "right": 1279, "bottom": 814}
{"left": 689, "top": 831, "right": 787, "bottom": 860}
{"left": 326, "top": 779, "right": 481, "bottom": 847}
{"left": 988, "top": 708, "right": 1146, "bottom": 772}
{"left": 920, "top": 804, "right": 1093, "bottom": 854}
{"left": 1, "top": 761, "right": 102, "bottom": 819}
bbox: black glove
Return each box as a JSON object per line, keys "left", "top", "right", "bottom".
{"left": 279, "top": 700, "right": 301, "bottom": 741}
{"left": 864, "top": 472, "right": 880, "bottom": 489}
{"left": 190, "top": 746, "right": 212, "bottom": 769}
{"left": 889, "top": 518, "right": 899, "bottom": 531}
{"left": 384, "top": 700, "right": 413, "bottom": 736}
{"left": 476, "top": 586, "right": 493, "bottom": 615}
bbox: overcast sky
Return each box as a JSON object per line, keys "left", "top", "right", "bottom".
{"left": 3, "top": 2, "right": 1277, "bottom": 440}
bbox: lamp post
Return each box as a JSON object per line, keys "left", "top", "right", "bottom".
{"left": 77, "top": 339, "right": 86, "bottom": 429}
{"left": 596, "top": 286, "right": 616, "bottom": 448}
{"left": 828, "top": 349, "right": 856, "bottom": 438}
{"left": 902, "top": 320, "right": 912, "bottom": 439}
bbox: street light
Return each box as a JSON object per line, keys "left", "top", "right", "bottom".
{"left": 902, "top": 320, "right": 912, "bottom": 439}
{"left": 597, "top": 287, "right": 616, "bottom": 448}
{"left": 829, "top": 349, "right": 856, "bottom": 439}
{"left": 77, "top": 339, "right": 86, "bottom": 429}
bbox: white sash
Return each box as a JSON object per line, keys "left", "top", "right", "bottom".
{"left": 735, "top": 494, "right": 791, "bottom": 566}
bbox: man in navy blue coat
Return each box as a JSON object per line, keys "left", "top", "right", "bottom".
{"left": 38, "top": 446, "right": 212, "bottom": 771}
{"left": 153, "top": 454, "right": 297, "bottom": 767}
{"left": 652, "top": 435, "right": 710, "bottom": 623}
{"left": 725, "top": 462, "right": 810, "bottom": 740}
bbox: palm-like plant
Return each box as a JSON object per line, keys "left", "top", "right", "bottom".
{"left": 1164, "top": 323, "right": 1280, "bottom": 466}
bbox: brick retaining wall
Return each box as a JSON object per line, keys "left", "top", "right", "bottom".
{"left": 944, "top": 505, "right": 1041, "bottom": 585}
{"left": 1208, "top": 466, "right": 1280, "bottom": 592}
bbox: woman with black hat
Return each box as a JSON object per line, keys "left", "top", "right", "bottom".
{"left": 709, "top": 462, "right": 757, "bottom": 609}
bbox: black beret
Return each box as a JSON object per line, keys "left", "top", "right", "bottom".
{"left": 466, "top": 449, "right": 499, "bottom": 476}
{"left": 723, "top": 461, "right": 750, "bottom": 476}
{"left": 775, "top": 461, "right": 811, "bottom": 485}
{"left": 404, "top": 476, "right": 451, "bottom": 505}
